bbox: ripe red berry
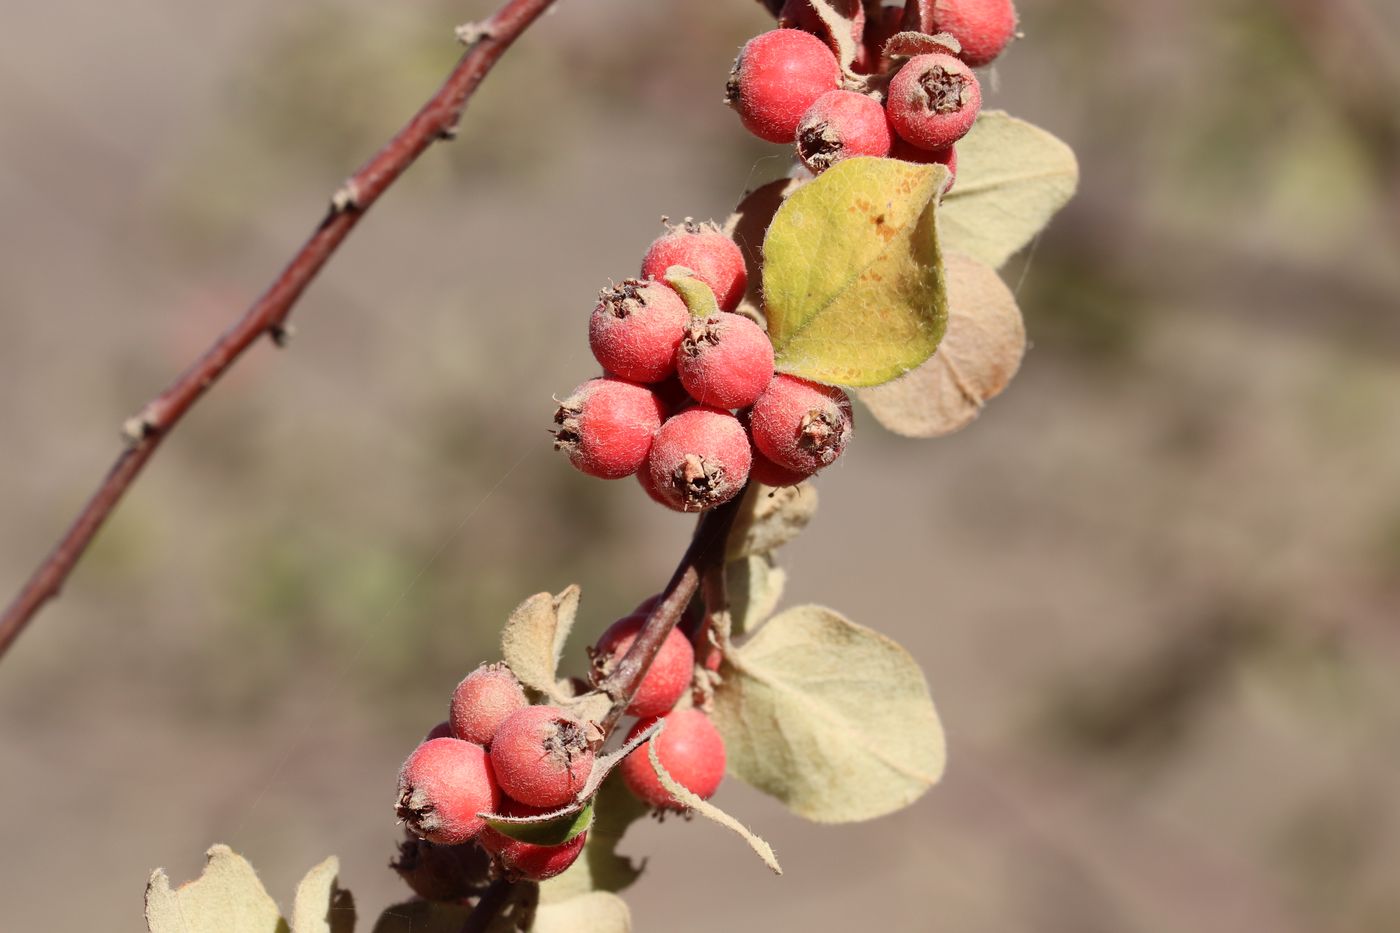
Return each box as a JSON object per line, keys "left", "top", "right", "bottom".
{"left": 553, "top": 377, "right": 665, "bottom": 480}
{"left": 396, "top": 737, "right": 502, "bottom": 845}
{"left": 489, "top": 706, "right": 594, "bottom": 809}
{"left": 676, "top": 312, "right": 775, "bottom": 409}
{"left": 930, "top": 0, "right": 1018, "bottom": 68}
{"left": 449, "top": 663, "right": 529, "bottom": 747}
{"left": 640, "top": 223, "right": 748, "bottom": 313}
{"left": 619, "top": 709, "right": 727, "bottom": 810}
{"left": 593, "top": 613, "right": 695, "bottom": 718}
{"left": 478, "top": 800, "right": 588, "bottom": 881}
{"left": 796, "top": 90, "right": 893, "bottom": 173}
{"left": 726, "top": 29, "right": 842, "bottom": 144}
{"left": 749, "top": 374, "right": 854, "bottom": 474}
{"left": 646, "top": 407, "right": 753, "bottom": 512}
{"left": 889, "top": 138, "right": 958, "bottom": 191}
{"left": 588, "top": 279, "right": 689, "bottom": 384}
{"left": 749, "top": 448, "right": 809, "bottom": 487}
{"left": 887, "top": 52, "right": 982, "bottom": 151}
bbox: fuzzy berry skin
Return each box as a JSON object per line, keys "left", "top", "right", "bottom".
{"left": 553, "top": 377, "right": 665, "bottom": 480}
{"left": 588, "top": 279, "right": 689, "bottom": 384}
{"left": 887, "top": 52, "right": 982, "bottom": 151}
{"left": 478, "top": 800, "right": 588, "bottom": 881}
{"left": 640, "top": 224, "right": 748, "bottom": 313}
{"left": 796, "top": 90, "right": 893, "bottom": 174}
{"left": 931, "top": 0, "right": 1018, "bottom": 68}
{"left": 396, "top": 738, "right": 502, "bottom": 845}
{"left": 489, "top": 706, "right": 594, "bottom": 809}
{"left": 646, "top": 407, "right": 753, "bottom": 512}
{"left": 889, "top": 138, "right": 958, "bottom": 191}
{"left": 593, "top": 613, "right": 695, "bottom": 718}
{"left": 750, "top": 375, "right": 854, "bottom": 474}
{"left": 726, "top": 29, "right": 842, "bottom": 145}
{"left": 676, "top": 312, "right": 775, "bottom": 409}
{"left": 620, "top": 709, "right": 727, "bottom": 810}
{"left": 749, "top": 448, "right": 809, "bottom": 487}
{"left": 449, "top": 663, "right": 529, "bottom": 747}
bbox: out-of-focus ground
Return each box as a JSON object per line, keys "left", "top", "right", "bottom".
{"left": 2, "top": 0, "right": 1399, "bottom": 929}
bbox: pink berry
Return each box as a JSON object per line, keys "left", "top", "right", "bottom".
{"left": 593, "top": 613, "right": 695, "bottom": 718}
{"left": 726, "top": 29, "right": 842, "bottom": 145}
{"left": 749, "top": 374, "right": 853, "bottom": 474}
{"left": 796, "top": 90, "right": 892, "bottom": 173}
{"left": 489, "top": 706, "right": 594, "bottom": 809}
{"left": 478, "top": 799, "right": 588, "bottom": 881}
{"left": 588, "top": 279, "right": 689, "bottom": 384}
{"left": 887, "top": 52, "right": 982, "bottom": 151}
{"left": 620, "top": 709, "right": 726, "bottom": 810}
{"left": 889, "top": 138, "right": 958, "bottom": 191}
{"left": 396, "top": 737, "right": 502, "bottom": 845}
{"left": 930, "top": 0, "right": 1018, "bottom": 67}
{"left": 553, "top": 377, "right": 665, "bottom": 480}
{"left": 640, "top": 222, "right": 748, "bottom": 313}
{"left": 749, "top": 448, "right": 809, "bottom": 487}
{"left": 424, "top": 720, "right": 454, "bottom": 742}
{"left": 646, "top": 407, "right": 753, "bottom": 512}
{"left": 449, "top": 663, "right": 529, "bottom": 747}
{"left": 635, "top": 463, "right": 672, "bottom": 506}
{"left": 676, "top": 312, "right": 775, "bottom": 409}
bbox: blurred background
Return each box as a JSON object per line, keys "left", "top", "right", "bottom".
{"left": 2, "top": 0, "right": 1398, "bottom": 929}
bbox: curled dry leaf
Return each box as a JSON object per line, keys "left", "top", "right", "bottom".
{"left": 726, "top": 482, "right": 819, "bottom": 562}
{"left": 724, "top": 177, "right": 802, "bottom": 319}
{"left": 857, "top": 252, "right": 1025, "bottom": 437}
{"left": 792, "top": 0, "right": 864, "bottom": 72}
{"left": 883, "top": 30, "right": 962, "bottom": 59}
{"left": 500, "top": 585, "right": 580, "bottom": 700}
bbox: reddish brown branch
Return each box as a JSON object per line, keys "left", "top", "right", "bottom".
{"left": 0, "top": 0, "right": 560, "bottom": 662}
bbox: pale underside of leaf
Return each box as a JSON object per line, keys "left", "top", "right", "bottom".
{"left": 801, "top": 0, "right": 862, "bottom": 72}
{"left": 713, "top": 606, "right": 945, "bottom": 823}
{"left": 290, "top": 856, "right": 355, "bottom": 933}
{"left": 727, "top": 482, "right": 818, "bottom": 562}
{"left": 533, "top": 891, "right": 632, "bottom": 933}
{"left": 146, "top": 845, "right": 286, "bottom": 933}
{"left": 500, "top": 586, "right": 579, "bottom": 700}
{"left": 763, "top": 157, "right": 950, "bottom": 387}
{"left": 858, "top": 252, "right": 1026, "bottom": 437}
{"left": 938, "top": 110, "right": 1079, "bottom": 268}
{"left": 647, "top": 732, "right": 783, "bottom": 874}
{"left": 727, "top": 553, "right": 786, "bottom": 638}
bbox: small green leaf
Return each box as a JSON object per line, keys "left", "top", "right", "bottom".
{"left": 726, "top": 483, "right": 818, "bottom": 562}
{"left": 533, "top": 891, "right": 632, "bottom": 933}
{"left": 146, "top": 845, "right": 286, "bottom": 933}
{"left": 290, "top": 857, "right": 355, "bottom": 933}
{"left": 763, "top": 157, "right": 949, "bottom": 387}
{"left": 727, "top": 554, "right": 786, "bottom": 638}
{"left": 647, "top": 730, "right": 782, "bottom": 874}
{"left": 939, "top": 111, "right": 1079, "bottom": 268}
{"left": 541, "top": 775, "right": 648, "bottom": 905}
{"left": 500, "top": 586, "right": 579, "bottom": 699}
{"left": 713, "top": 606, "right": 945, "bottom": 823}
{"left": 486, "top": 800, "right": 593, "bottom": 846}
{"left": 858, "top": 253, "right": 1026, "bottom": 437}
{"left": 663, "top": 267, "right": 720, "bottom": 318}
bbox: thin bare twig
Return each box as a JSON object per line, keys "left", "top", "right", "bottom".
{"left": 0, "top": 0, "right": 561, "bottom": 661}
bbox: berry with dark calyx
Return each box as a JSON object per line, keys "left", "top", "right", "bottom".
{"left": 588, "top": 279, "right": 689, "bottom": 384}
{"left": 726, "top": 29, "right": 842, "bottom": 145}
{"left": 886, "top": 52, "right": 982, "bottom": 151}
{"left": 396, "top": 737, "right": 502, "bottom": 845}
{"left": 391, "top": 833, "right": 492, "bottom": 902}
{"left": 593, "top": 612, "right": 695, "bottom": 718}
{"left": 796, "top": 89, "right": 893, "bottom": 174}
{"left": 450, "top": 663, "right": 529, "bottom": 747}
{"left": 676, "top": 312, "right": 775, "bottom": 410}
{"left": 619, "top": 709, "right": 727, "bottom": 810}
{"left": 750, "top": 374, "right": 854, "bottom": 474}
{"left": 646, "top": 407, "right": 753, "bottom": 512}
{"left": 478, "top": 799, "right": 588, "bottom": 881}
{"left": 489, "top": 706, "right": 595, "bottom": 809}
{"left": 552, "top": 377, "right": 665, "bottom": 480}
{"left": 641, "top": 222, "right": 748, "bottom": 313}
{"left": 930, "top": 0, "right": 1018, "bottom": 67}
{"left": 889, "top": 138, "right": 958, "bottom": 191}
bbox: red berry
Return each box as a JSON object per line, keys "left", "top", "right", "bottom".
{"left": 676, "top": 312, "right": 775, "bottom": 409}
{"left": 749, "top": 448, "right": 809, "bottom": 487}
{"left": 726, "top": 29, "right": 842, "bottom": 144}
{"left": 478, "top": 799, "right": 588, "bottom": 881}
{"left": 424, "top": 720, "right": 454, "bottom": 742}
{"left": 449, "top": 663, "right": 529, "bottom": 747}
{"left": 930, "top": 0, "right": 1018, "bottom": 67}
{"left": 588, "top": 279, "right": 689, "bottom": 384}
{"left": 396, "top": 737, "right": 502, "bottom": 845}
{"left": 553, "top": 377, "right": 665, "bottom": 480}
{"left": 593, "top": 613, "right": 695, "bottom": 718}
{"left": 489, "top": 706, "right": 594, "bottom": 809}
{"left": 796, "top": 90, "right": 892, "bottom": 173}
{"left": 619, "top": 709, "right": 726, "bottom": 810}
{"left": 646, "top": 407, "right": 753, "bottom": 512}
{"left": 749, "top": 375, "right": 854, "bottom": 474}
{"left": 640, "top": 223, "right": 748, "bottom": 313}
{"left": 887, "top": 52, "right": 982, "bottom": 151}
{"left": 635, "top": 463, "right": 672, "bottom": 506}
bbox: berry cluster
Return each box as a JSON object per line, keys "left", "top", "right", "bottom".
{"left": 395, "top": 602, "right": 728, "bottom": 884}
{"left": 553, "top": 221, "right": 854, "bottom": 512}
{"left": 728, "top": 1, "right": 1019, "bottom": 181}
